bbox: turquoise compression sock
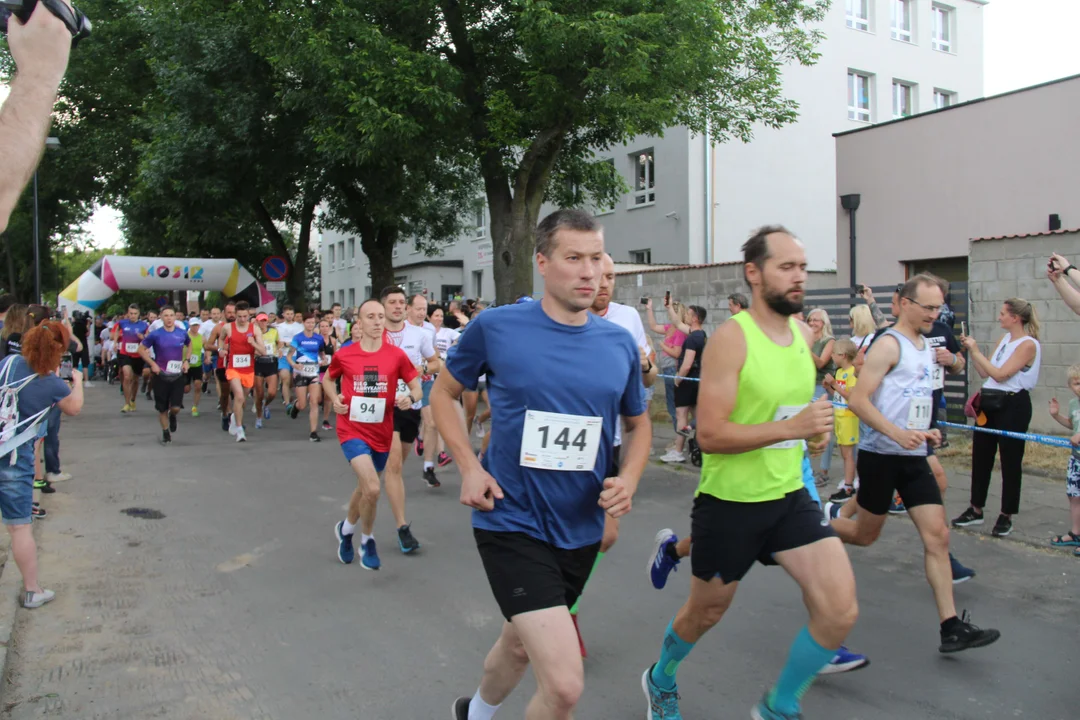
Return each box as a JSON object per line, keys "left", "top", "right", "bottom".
{"left": 650, "top": 618, "right": 695, "bottom": 691}
{"left": 768, "top": 626, "right": 836, "bottom": 714}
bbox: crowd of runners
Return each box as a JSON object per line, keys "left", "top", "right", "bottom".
{"left": 31, "top": 211, "right": 1047, "bottom": 720}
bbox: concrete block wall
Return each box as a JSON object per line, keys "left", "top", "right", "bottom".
{"left": 613, "top": 263, "right": 837, "bottom": 337}
{"left": 969, "top": 232, "right": 1080, "bottom": 434}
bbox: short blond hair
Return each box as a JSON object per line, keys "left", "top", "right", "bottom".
{"left": 1068, "top": 363, "right": 1080, "bottom": 382}
{"left": 834, "top": 338, "right": 857, "bottom": 361}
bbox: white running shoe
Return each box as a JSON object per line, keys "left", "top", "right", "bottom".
{"left": 235, "top": 426, "right": 246, "bottom": 443}
{"left": 474, "top": 420, "right": 485, "bottom": 438}
{"left": 660, "top": 451, "right": 686, "bottom": 464}
{"left": 228, "top": 414, "right": 237, "bottom": 436}
{"left": 46, "top": 471, "right": 71, "bottom": 483}
{"left": 22, "top": 589, "right": 55, "bottom": 608}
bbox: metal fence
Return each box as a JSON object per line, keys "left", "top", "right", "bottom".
{"left": 803, "top": 283, "right": 970, "bottom": 422}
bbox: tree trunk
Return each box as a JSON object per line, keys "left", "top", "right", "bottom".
{"left": 361, "top": 225, "right": 397, "bottom": 298}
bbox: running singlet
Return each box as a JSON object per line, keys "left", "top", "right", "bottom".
{"left": 859, "top": 329, "right": 933, "bottom": 457}
{"left": 188, "top": 332, "right": 204, "bottom": 367}
{"left": 141, "top": 326, "right": 190, "bottom": 375}
{"left": 227, "top": 322, "right": 256, "bottom": 373}
{"left": 385, "top": 324, "right": 435, "bottom": 410}
{"left": 697, "top": 312, "right": 814, "bottom": 503}
{"left": 259, "top": 328, "right": 279, "bottom": 360}
{"left": 327, "top": 342, "right": 417, "bottom": 452}
{"left": 116, "top": 319, "right": 148, "bottom": 357}
{"left": 291, "top": 332, "right": 324, "bottom": 378}
{"left": 444, "top": 301, "right": 646, "bottom": 549}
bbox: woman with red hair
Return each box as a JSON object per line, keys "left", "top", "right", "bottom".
{"left": 0, "top": 320, "right": 83, "bottom": 608}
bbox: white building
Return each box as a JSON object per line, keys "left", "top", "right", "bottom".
{"left": 321, "top": 0, "right": 986, "bottom": 306}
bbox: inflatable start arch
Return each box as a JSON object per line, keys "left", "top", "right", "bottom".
{"left": 57, "top": 256, "right": 277, "bottom": 315}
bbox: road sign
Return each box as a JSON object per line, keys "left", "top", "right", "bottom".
{"left": 262, "top": 256, "right": 289, "bottom": 281}
{"left": 156, "top": 295, "right": 169, "bottom": 308}
{"left": 265, "top": 281, "right": 286, "bottom": 292}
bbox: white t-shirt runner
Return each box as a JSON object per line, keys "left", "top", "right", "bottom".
{"left": 386, "top": 323, "right": 436, "bottom": 410}
{"left": 275, "top": 321, "right": 305, "bottom": 348}
{"left": 596, "top": 301, "right": 649, "bottom": 446}
{"left": 434, "top": 327, "right": 461, "bottom": 358}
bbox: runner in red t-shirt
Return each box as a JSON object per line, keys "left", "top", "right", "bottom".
{"left": 218, "top": 301, "right": 266, "bottom": 442}
{"left": 326, "top": 298, "right": 420, "bottom": 571}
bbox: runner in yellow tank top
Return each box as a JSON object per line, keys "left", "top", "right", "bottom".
{"left": 253, "top": 313, "right": 280, "bottom": 429}
{"left": 641, "top": 226, "right": 858, "bottom": 720}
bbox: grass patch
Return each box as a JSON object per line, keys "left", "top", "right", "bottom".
{"left": 937, "top": 433, "right": 1070, "bottom": 476}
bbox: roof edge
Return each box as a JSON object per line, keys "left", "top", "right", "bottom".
{"left": 970, "top": 227, "right": 1080, "bottom": 243}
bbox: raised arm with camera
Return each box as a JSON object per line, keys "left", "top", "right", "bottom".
{"left": 0, "top": 0, "right": 75, "bottom": 233}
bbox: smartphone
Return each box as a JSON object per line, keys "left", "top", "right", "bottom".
{"left": 664, "top": 290, "right": 671, "bottom": 306}
{"left": 1049, "top": 258, "right": 1060, "bottom": 272}
{"left": 853, "top": 284, "right": 865, "bottom": 294}
{"left": 639, "top": 297, "right": 649, "bottom": 306}
{"left": 961, "top": 321, "right": 966, "bottom": 336}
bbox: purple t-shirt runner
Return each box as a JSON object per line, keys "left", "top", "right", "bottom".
{"left": 142, "top": 327, "right": 190, "bottom": 376}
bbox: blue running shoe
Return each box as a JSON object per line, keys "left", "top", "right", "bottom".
{"left": 263, "top": 406, "right": 271, "bottom": 420}
{"left": 335, "top": 521, "right": 354, "bottom": 564}
{"left": 360, "top": 538, "right": 381, "bottom": 570}
{"left": 642, "top": 666, "right": 682, "bottom": 720}
{"left": 648, "top": 529, "right": 680, "bottom": 590}
{"left": 818, "top": 645, "right": 870, "bottom": 675}
{"left": 888, "top": 495, "right": 907, "bottom": 515}
{"left": 950, "top": 553, "right": 976, "bottom": 584}
{"left": 752, "top": 693, "right": 802, "bottom": 720}
{"left": 824, "top": 501, "right": 841, "bottom": 521}
{"left": 397, "top": 524, "right": 420, "bottom": 554}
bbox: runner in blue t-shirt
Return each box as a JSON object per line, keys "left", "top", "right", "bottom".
{"left": 431, "top": 209, "right": 650, "bottom": 720}
{"left": 138, "top": 307, "right": 191, "bottom": 444}
{"left": 286, "top": 315, "right": 326, "bottom": 438}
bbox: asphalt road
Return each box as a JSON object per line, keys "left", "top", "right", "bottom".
{"left": 1, "top": 385, "right": 1077, "bottom": 719}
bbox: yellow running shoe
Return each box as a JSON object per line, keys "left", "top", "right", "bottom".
{"left": 191, "top": 406, "right": 200, "bottom": 417}
{"left": 121, "top": 403, "right": 130, "bottom": 413}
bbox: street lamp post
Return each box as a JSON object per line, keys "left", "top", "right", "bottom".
{"left": 33, "top": 137, "right": 62, "bottom": 304}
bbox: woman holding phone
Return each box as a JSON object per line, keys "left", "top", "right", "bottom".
{"left": 953, "top": 299, "right": 1041, "bottom": 538}
{"left": 645, "top": 297, "right": 687, "bottom": 446}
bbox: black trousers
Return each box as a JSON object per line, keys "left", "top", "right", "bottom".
{"left": 970, "top": 390, "right": 1031, "bottom": 515}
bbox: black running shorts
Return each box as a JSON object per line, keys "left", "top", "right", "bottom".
{"left": 674, "top": 378, "right": 698, "bottom": 408}
{"left": 215, "top": 367, "right": 227, "bottom": 384}
{"left": 254, "top": 359, "right": 278, "bottom": 378}
{"left": 855, "top": 450, "right": 942, "bottom": 516}
{"left": 690, "top": 488, "right": 835, "bottom": 584}
{"left": 118, "top": 355, "right": 145, "bottom": 375}
{"left": 153, "top": 373, "right": 186, "bottom": 413}
{"left": 187, "top": 366, "right": 203, "bottom": 385}
{"left": 393, "top": 407, "right": 422, "bottom": 444}
{"left": 475, "top": 529, "right": 600, "bottom": 620}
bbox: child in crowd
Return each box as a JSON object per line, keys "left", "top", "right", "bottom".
{"left": 823, "top": 339, "right": 859, "bottom": 499}
{"left": 1047, "top": 362, "right": 1080, "bottom": 557}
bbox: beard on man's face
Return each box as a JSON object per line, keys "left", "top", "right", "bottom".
{"left": 763, "top": 285, "right": 803, "bottom": 317}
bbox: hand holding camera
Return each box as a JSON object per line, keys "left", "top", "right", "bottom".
{"left": 1, "top": 1, "right": 91, "bottom": 74}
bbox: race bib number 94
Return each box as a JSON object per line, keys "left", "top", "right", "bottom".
{"left": 349, "top": 397, "right": 386, "bottom": 423}
{"left": 520, "top": 410, "right": 602, "bottom": 472}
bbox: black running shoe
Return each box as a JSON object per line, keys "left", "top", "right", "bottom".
{"left": 423, "top": 468, "right": 441, "bottom": 488}
{"left": 828, "top": 485, "right": 855, "bottom": 503}
{"left": 991, "top": 513, "right": 1012, "bottom": 537}
{"left": 951, "top": 507, "right": 984, "bottom": 528}
{"left": 32, "top": 503, "right": 46, "bottom": 519}
{"left": 451, "top": 696, "right": 470, "bottom": 720}
{"left": 939, "top": 611, "right": 1001, "bottom": 653}
{"left": 221, "top": 414, "right": 230, "bottom": 432}
{"left": 310, "top": 432, "right": 321, "bottom": 443}
{"left": 161, "top": 429, "right": 171, "bottom": 445}
{"left": 169, "top": 413, "right": 178, "bottom": 433}
{"left": 32, "top": 479, "right": 55, "bottom": 494}
{"left": 397, "top": 524, "right": 420, "bottom": 554}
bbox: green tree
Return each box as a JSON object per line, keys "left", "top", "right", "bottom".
{"left": 430, "top": 0, "right": 828, "bottom": 302}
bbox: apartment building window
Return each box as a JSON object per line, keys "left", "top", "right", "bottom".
{"left": 472, "top": 270, "right": 483, "bottom": 298}
{"left": 932, "top": 4, "right": 953, "bottom": 52}
{"left": 392, "top": 246, "right": 399, "bottom": 259}
{"left": 595, "top": 159, "right": 617, "bottom": 215}
{"left": 630, "top": 149, "right": 655, "bottom": 207}
{"left": 348, "top": 288, "right": 356, "bottom": 307}
{"left": 347, "top": 238, "right": 356, "bottom": 266}
{"left": 629, "top": 249, "right": 652, "bottom": 264}
{"left": 933, "top": 89, "right": 956, "bottom": 109}
{"left": 846, "top": 0, "right": 870, "bottom": 31}
{"left": 328, "top": 290, "right": 334, "bottom": 305}
{"left": 847, "top": 71, "right": 872, "bottom": 122}
{"left": 474, "top": 201, "right": 487, "bottom": 239}
{"left": 891, "top": 0, "right": 912, "bottom": 42}
{"left": 337, "top": 241, "right": 345, "bottom": 270}
{"left": 328, "top": 244, "right": 335, "bottom": 271}
{"left": 363, "top": 285, "right": 372, "bottom": 300}
{"left": 892, "top": 81, "right": 915, "bottom": 118}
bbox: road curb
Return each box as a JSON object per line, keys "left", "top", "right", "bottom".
{"left": 0, "top": 536, "right": 19, "bottom": 705}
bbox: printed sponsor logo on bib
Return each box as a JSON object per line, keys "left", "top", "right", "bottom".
{"left": 166, "top": 360, "right": 183, "bottom": 374}
{"left": 349, "top": 397, "right": 386, "bottom": 423}
{"left": 232, "top": 354, "right": 252, "bottom": 369}
{"left": 124, "top": 342, "right": 139, "bottom": 354}
{"left": 766, "top": 404, "right": 808, "bottom": 450}
{"left": 906, "top": 397, "right": 932, "bottom": 430}
{"left": 519, "top": 410, "right": 602, "bottom": 471}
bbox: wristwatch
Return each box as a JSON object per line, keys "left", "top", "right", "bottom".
{"left": 1066, "top": 265, "right": 1078, "bottom": 275}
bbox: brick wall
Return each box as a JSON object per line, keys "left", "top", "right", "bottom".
{"left": 612, "top": 262, "right": 837, "bottom": 336}
{"left": 969, "top": 231, "right": 1080, "bottom": 434}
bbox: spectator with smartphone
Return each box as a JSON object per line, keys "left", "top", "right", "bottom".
{"left": 0, "top": 0, "right": 74, "bottom": 233}
{"left": 645, "top": 297, "right": 687, "bottom": 442}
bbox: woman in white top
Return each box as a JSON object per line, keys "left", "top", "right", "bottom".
{"left": 954, "top": 298, "right": 1042, "bottom": 538}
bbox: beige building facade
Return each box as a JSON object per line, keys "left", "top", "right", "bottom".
{"left": 834, "top": 73, "right": 1080, "bottom": 288}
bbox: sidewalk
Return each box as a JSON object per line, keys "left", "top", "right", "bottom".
{"left": 646, "top": 422, "right": 1077, "bottom": 556}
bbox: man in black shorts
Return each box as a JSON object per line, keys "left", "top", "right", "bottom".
{"left": 137, "top": 307, "right": 191, "bottom": 445}
{"left": 831, "top": 274, "right": 999, "bottom": 654}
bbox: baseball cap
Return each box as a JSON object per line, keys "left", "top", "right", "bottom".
{"left": 189, "top": 318, "right": 202, "bottom": 327}
{"left": 256, "top": 313, "right": 269, "bottom": 321}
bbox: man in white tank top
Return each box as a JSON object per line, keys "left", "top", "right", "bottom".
{"left": 829, "top": 274, "right": 1001, "bottom": 654}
